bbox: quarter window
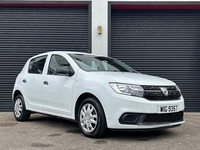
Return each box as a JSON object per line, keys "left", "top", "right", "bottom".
{"left": 28, "top": 55, "right": 47, "bottom": 74}
{"left": 48, "top": 55, "right": 71, "bottom": 75}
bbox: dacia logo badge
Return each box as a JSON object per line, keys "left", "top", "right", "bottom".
{"left": 160, "top": 87, "right": 169, "bottom": 97}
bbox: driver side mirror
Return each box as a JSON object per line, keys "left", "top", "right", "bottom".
{"left": 56, "top": 66, "right": 74, "bottom": 76}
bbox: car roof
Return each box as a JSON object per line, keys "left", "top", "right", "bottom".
{"left": 31, "top": 51, "right": 104, "bottom": 59}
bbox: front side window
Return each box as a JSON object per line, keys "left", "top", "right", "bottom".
{"left": 48, "top": 55, "right": 71, "bottom": 75}
{"left": 69, "top": 54, "right": 137, "bottom": 73}
{"left": 28, "top": 55, "right": 47, "bottom": 74}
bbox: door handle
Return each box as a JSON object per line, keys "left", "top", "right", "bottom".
{"left": 43, "top": 81, "right": 48, "bottom": 85}
{"left": 22, "top": 79, "right": 26, "bottom": 83}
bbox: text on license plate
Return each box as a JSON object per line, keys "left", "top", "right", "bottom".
{"left": 158, "top": 105, "right": 179, "bottom": 113}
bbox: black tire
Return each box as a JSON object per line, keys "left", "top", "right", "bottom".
{"left": 13, "top": 95, "right": 31, "bottom": 121}
{"left": 78, "top": 97, "right": 107, "bottom": 138}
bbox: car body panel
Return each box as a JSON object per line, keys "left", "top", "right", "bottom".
{"left": 91, "top": 72, "right": 175, "bottom": 86}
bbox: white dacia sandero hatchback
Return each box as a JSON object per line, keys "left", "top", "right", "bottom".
{"left": 12, "top": 51, "right": 185, "bottom": 138}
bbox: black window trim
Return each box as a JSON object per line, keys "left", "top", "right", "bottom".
{"left": 47, "top": 54, "right": 73, "bottom": 76}
{"left": 28, "top": 55, "right": 47, "bottom": 75}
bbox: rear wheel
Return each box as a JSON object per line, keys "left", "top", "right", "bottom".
{"left": 13, "top": 95, "right": 31, "bottom": 121}
{"left": 78, "top": 97, "right": 107, "bottom": 138}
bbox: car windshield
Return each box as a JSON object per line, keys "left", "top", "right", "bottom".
{"left": 69, "top": 54, "right": 137, "bottom": 72}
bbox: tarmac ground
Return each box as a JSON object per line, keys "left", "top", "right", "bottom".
{"left": 0, "top": 112, "right": 199, "bottom": 150}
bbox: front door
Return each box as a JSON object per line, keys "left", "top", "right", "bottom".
{"left": 42, "top": 54, "right": 75, "bottom": 116}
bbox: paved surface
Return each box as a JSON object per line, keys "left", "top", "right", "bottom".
{"left": 0, "top": 112, "right": 199, "bottom": 150}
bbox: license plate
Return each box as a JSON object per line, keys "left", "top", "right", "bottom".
{"left": 158, "top": 104, "right": 179, "bottom": 113}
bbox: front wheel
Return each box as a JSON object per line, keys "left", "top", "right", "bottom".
{"left": 78, "top": 97, "right": 107, "bottom": 138}
{"left": 13, "top": 95, "right": 31, "bottom": 121}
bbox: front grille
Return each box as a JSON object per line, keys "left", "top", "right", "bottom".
{"left": 143, "top": 111, "right": 184, "bottom": 124}
{"left": 142, "top": 86, "right": 181, "bottom": 100}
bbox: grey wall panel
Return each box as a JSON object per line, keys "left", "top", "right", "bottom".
{"left": 0, "top": 6, "right": 89, "bottom": 112}
{"left": 110, "top": 9, "right": 200, "bottom": 112}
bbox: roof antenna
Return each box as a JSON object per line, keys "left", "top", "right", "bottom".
{"left": 82, "top": 43, "right": 90, "bottom": 53}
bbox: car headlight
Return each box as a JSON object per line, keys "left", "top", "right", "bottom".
{"left": 109, "top": 83, "right": 144, "bottom": 97}
{"left": 175, "top": 85, "right": 181, "bottom": 94}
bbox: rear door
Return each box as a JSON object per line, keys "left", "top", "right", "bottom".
{"left": 22, "top": 55, "right": 47, "bottom": 111}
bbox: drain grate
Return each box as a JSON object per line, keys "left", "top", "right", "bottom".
{"left": 0, "top": 123, "right": 18, "bottom": 127}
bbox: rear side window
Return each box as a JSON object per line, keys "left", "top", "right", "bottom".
{"left": 28, "top": 55, "right": 47, "bottom": 74}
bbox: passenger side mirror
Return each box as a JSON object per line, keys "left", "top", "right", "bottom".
{"left": 56, "top": 66, "right": 74, "bottom": 76}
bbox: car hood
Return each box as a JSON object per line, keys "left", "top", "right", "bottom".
{"left": 91, "top": 72, "right": 175, "bottom": 86}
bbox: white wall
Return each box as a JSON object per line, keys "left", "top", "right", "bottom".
{"left": 91, "top": 0, "right": 108, "bottom": 56}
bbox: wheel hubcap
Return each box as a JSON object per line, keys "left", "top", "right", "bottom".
{"left": 14, "top": 98, "right": 23, "bottom": 118}
{"left": 80, "top": 103, "right": 98, "bottom": 133}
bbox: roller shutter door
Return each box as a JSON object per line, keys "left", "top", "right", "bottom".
{"left": 0, "top": 6, "right": 90, "bottom": 112}
{"left": 110, "top": 9, "right": 200, "bottom": 112}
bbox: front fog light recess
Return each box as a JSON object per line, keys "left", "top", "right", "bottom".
{"left": 109, "top": 83, "right": 144, "bottom": 97}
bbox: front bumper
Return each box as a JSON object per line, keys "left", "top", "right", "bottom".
{"left": 107, "top": 117, "right": 184, "bottom": 130}
{"left": 104, "top": 92, "right": 185, "bottom": 129}
{"left": 119, "top": 111, "right": 184, "bottom": 125}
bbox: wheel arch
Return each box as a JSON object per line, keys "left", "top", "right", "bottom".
{"left": 74, "top": 92, "right": 106, "bottom": 123}
{"left": 13, "top": 90, "right": 22, "bottom": 102}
